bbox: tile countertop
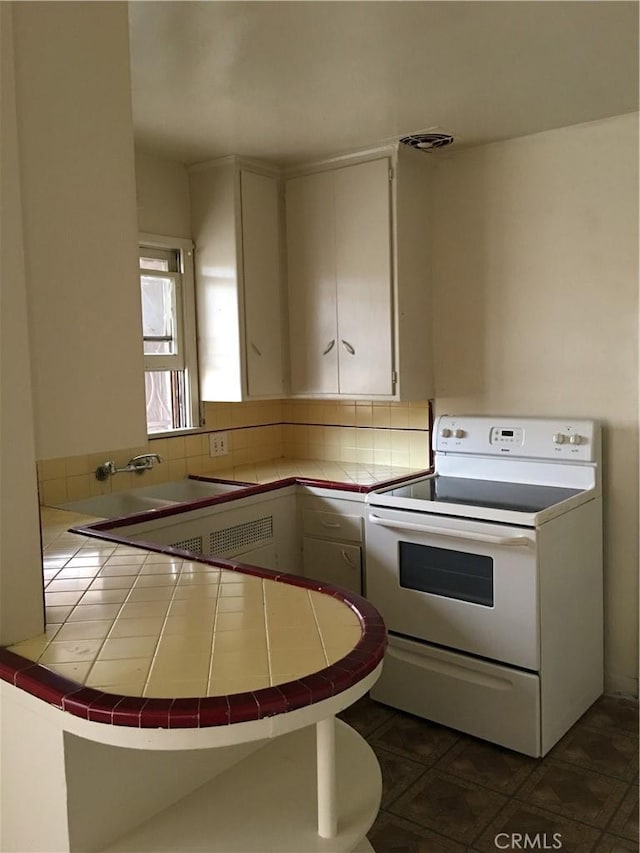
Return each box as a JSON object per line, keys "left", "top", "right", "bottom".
{"left": 0, "top": 502, "right": 387, "bottom": 729}
{"left": 190, "top": 457, "right": 429, "bottom": 492}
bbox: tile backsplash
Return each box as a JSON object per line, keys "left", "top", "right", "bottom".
{"left": 36, "top": 399, "right": 431, "bottom": 505}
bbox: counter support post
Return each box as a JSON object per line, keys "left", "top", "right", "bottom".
{"left": 316, "top": 715, "right": 337, "bottom": 838}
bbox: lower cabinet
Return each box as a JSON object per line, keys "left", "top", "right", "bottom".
{"left": 302, "top": 537, "right": 362, "bottom": 595}
{"left": 300, "top": 496, "right": 365, "bottom": 595}
{"left": 116, "top": 486, "right": 366, "bottom": 591}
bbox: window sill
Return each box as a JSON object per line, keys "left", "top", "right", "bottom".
{"left": 147, "top": 427, "right": 206, "bottom": 440}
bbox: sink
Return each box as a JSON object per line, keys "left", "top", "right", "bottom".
{"left": 59, "top": 493, "right": 177, "bottom": 518}
{"left": 58, "top": 479, "right": 244, "bottom": 518}
{"left": 134, "top": 479, "right": 243, "bottom": 503}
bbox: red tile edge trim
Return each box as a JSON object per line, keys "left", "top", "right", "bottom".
{"left": 0, "top": 590, "right": 386, "bottom": 730}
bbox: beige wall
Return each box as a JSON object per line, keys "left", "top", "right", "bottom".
{"left": 431, "top": 113, "right": 639, "bottom": 696}
{"left": 0, "top": 4, "right": 45, "bottom": 645}
{"left": 13, "top": 2, "right": 147, "bottom": 460}
{"left": 135, "top": 149, "right": 192, "bottom": 239}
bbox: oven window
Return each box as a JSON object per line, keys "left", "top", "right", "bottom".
{"left": 398, "top": 542, "right": 494, "bottom": 607}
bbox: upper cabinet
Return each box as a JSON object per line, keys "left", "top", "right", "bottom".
{"left": 190, "top": 146, "right": 433, "bottom": 404}
{"left": 189, "top": 157, "right": 286, "bottom": 402}
{"left": 286, "top": 158, "right": 393, "bottom": 396}
{"left": 285, "top": 145, "right": 434, "bottom": 401}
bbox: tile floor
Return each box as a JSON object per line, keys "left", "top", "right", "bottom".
{"left": 337, "top": 693, "right": 639, "bottom": 853}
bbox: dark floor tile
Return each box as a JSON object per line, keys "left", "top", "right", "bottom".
{"left": 549, "top": 725, "right": 639, "bottom": 782}
{"left": 390, "top": 768, "right": 508, "bottom": 845}
{"left": 580, "top": 696, "right": 639, "bottom": 740}
{"left": 368, "top": 810, "right": 467, "bottom": 853}
{"left": 608, "top": 782, "right": 639, "bottom": 843}
{"left": 474, "top": 800, "right": 601, "bottom": 852}
{"left": 371, "top": 710, "right": 460, "bottom": 766}
{"left": 592, "top": 834, "right": 639, "bottom": 852}
{"left": 517, "top": 761, "right": 628, "bottom": 829}
{"left": 436, "top": 735, "right": 538, "bottom": 795}
{"left": 372, "top": 744, "right": 428, "bottom": 809}
{"left": 337, "top": 692, "right": 397, "bottom": 737}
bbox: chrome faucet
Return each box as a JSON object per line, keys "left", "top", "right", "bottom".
{"left": 95, "top": 453, "right": 163, "bottom": 481}
{"left": 128, "top": 453, "right": 163, "bottom": 471}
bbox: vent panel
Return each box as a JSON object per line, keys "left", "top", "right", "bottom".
{"left": 210, "top": 516, "right": 274, "bottom": 555}
{"left": 171, "top": 535, "right": 203, "bottom": 554}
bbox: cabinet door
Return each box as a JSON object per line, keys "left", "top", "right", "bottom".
{"left": 302, "top": 538, "right": 362, "bottom": 595}
{"left": 191, "top": 163, "right": 243, "bottom": 401}
{"left": 241, "top": 170, "right": 285, "bottom": 397}
{"left": 286, "top": 171, "right": 338, "bottom": 394}
{"left": 334, "top": 158, "right": 393, "bottom": 396}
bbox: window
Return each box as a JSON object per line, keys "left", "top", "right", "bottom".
{"left": 139, "top": 233, "right": 200, "bottom": 434}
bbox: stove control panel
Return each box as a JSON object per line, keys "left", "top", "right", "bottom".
{"left": 434, "top": 415, "right": 599, "bottom": 462}
{"left": 490, "top": 426, "right": 524, "bottom": 446}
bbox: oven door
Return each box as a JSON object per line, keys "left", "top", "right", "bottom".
{"left": 365, "top": 506, "right": 539, "bottom": 670}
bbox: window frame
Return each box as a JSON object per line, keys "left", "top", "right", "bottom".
{"left": 139, "top": 232, "right": 201, "bottom": 435}
{"left": 141, "top": 256, "right": 183, "bottom": 369}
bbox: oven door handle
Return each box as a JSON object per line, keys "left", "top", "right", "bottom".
{"left": 368, "top": 514, "right": 534, "bottom": 546}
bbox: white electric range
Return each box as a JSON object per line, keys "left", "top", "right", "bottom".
{"left": 365, "top": 415, "right": 603, "bottom": 756}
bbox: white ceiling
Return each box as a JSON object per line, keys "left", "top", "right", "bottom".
{"left": 128, "top": 1, "right": 639, "bottom": 167}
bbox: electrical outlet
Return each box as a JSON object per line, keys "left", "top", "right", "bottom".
{"left": 209, "top": 432, "right": 229, "bottom": 457}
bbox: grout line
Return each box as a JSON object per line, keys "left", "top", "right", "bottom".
{"left": 263, "top": 579, "right": 275, "bottom": 688}
{"left": 308, "top": 590, "right": 330, "bottom": 668}
{"left": 598, "top": 781, "right": 633, "bottom": 842}
{"left": 205, "top": 573, "right": 224, "bottom": 695}
{"left": 283, "top": 421, "right": 430, "bottom": 432}
{"left": 468, "top": 797, "right": 512, "bottom": 848}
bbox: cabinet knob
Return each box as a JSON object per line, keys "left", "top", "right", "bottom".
{"left": 341, "top": 340, "right": 356, "bottom": 356}
{"left": 250, "top": 341, "right": 262, "bottom": 357}
{"left": 322, "top": 339, "right": 335, "bottom": 355}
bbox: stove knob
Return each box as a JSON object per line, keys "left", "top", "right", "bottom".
{"left": 440, "top": 428, "right": 452, "bottom": 438}
{"left": 552, "top": 433, "right": 566, "bottom": 444}
{"left": 569, "top": 434, "right": 583, "bottom": 445}
{"left": 453, "top": 428, "right": 465, "bottom": 439}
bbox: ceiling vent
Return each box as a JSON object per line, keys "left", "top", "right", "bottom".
{"left": 399, "top": 131, "right": 455, "bottom": 152}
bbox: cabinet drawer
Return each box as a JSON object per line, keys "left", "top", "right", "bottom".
{"left": 302, "top": 510, "right": 363, "bottom": 543}
{"left": 372, "top": 635, "right": 541, "bottom": 756}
